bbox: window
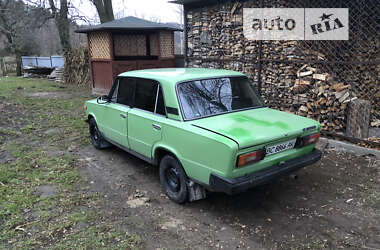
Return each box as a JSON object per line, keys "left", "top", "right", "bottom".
{"left": 177, "top": 77, "right": 263, "bottom": 120}
{"left": 109, "top": 81, "right": 118, "bottom": 102}
{"left": 117, "top": 78, "right": 134, "bottom": 106}
{"left": 112, "top": 77, "right": 166, "bottom": 115}
{"left": 155, "top": 87, "right": 166, "bottom": 116}
{"left": 134, "top": 79, "right": 158, "bottom": 112}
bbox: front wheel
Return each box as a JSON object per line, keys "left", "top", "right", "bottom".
{"left": 159, "top": 155, "right": 188, "bottom": 204}
{"left": 89, "top": 118, "right": 111, "bottom": 149}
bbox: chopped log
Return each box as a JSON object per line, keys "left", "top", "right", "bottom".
{"left": 299, "top": 105, "right": 308, "bottom": 112}
{"left": 335, "top": 90, "right": 349, "bottom": 99}
{"left": 306, "top": 66, "right": 317, "bottom": 72}
{"left": 295, "top": 79, "right": 311, "bottom": 85}
{"left": 313, "top": 73, "right": 329, "bottom": 81}
{"left": 338, "top": 92, "right": 350, "bottom": 103}
{"left": 332, "top": 82, "right": 350, "bottom": 91}
{"left": 297, "top": 71, "right": 313, "bottom": 77}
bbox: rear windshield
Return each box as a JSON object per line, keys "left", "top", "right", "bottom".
{"left": 177, "top": 76, "right": 263, "bottom": 120}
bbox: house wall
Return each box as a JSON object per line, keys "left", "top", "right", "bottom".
{"left": 87, "top": 30, "right": 177, "bottom": 95}
{"left": 88, "top": 31, "right": 112, "bottom": 59}
{"left": 113, "top": 34, "right": 147, "bottom": 56}
{"left": 159, "top": 31, "right": 175, "bottom": 58}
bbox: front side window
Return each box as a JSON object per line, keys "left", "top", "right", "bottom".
{"left": 177, "top": 77, "right": 263, "bottom": 120}
{"left": 117, "top": 78, "right": 134, "bottom": 106}
{"left": 110, "top": 81, "right": 118, "bottom": 102}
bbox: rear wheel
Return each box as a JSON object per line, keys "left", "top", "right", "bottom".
{"left": 159, "top": 155, "right": 188, "bottom": 204}
{"left": 89, "top": 118, "right": 111, "bottom": 149}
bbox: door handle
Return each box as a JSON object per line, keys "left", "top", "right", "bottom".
{"left": 120, "top": 114, "right": 126, "bottom": 119}
{"left": 152, "top": 124, "right": 161, "bottom": 130}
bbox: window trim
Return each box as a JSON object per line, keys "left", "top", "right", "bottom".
{"left": 175, "top": 75, "right": 265, "bottom": 122}
{"left": 107, "top": 78, "right": 119, "bottom": 100}
{"left": 154, "top": 85, "right": 160, "bottom": 114}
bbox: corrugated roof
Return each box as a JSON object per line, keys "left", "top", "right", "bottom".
{"left": 76, "top": 16, "right": 183, "bottom": 33}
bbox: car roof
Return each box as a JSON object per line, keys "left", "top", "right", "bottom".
{"left": 117, "top": 68, "right": 245, "bottom": 84}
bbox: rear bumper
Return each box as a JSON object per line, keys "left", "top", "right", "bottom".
{"left": 209, "top": 149, "right": 322, "bottom": 195}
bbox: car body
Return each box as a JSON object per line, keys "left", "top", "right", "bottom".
{"left": 84, "top": 68, "right": 322, "bottom": 203}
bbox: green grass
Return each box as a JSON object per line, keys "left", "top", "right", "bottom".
{"left": 0, "top": 76, "right": 59, "bottom": 98}
{"left": 0, "top": 76, "right": 143, "bottom": 249}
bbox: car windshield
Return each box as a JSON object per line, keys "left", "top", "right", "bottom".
{"left": 177, "top": 76, "right": 263, "bottom": 120}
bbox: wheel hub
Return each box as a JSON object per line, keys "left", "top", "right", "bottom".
{"left": 166, "top": 167, "right": 180, "bottom": 192}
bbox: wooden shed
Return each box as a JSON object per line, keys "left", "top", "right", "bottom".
{"left": 76, "top": 16, "right": 182, "bottom": 94}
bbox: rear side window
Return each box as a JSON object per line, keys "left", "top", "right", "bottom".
{"left": 117, "top": 78, "right": 134, "bottom": 106}
{"left": 134, "top": 79, "right": 158, "bottom": 112}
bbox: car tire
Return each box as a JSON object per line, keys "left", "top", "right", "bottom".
{"left": 89, "top": 118, "right": 111, "bottom": 149}
{"left": 159, "top": 155, "right": 188, "bottom": 204}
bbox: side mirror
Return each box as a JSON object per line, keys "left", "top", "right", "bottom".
{"left": 97, "top": 95, "right": 110, "bottom": 104}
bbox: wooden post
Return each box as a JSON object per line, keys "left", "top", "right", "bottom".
{"left": 109, "top": 31, "right": 114, "bottom": 60}
{"left": 87, "top": 33, "right": 95, "bottom": 90}
{"left": 346, "top": 99, "right": 371, "bottom": 139}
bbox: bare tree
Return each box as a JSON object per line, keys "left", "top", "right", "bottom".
{"left": 90, "top": 0, "right": 114, "bottom": 23}
{"left": 48, "top": 0, "right": 71, "bottom": 53}
{"left": 0, "top": 0, "right": 50, "bottom": 75}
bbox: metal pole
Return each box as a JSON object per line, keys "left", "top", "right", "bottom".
{"left": 257, "top": 0, "right": 264, "bottom": 96}
{"left": 257, "top": 40, "right": 263, "bottom": 96}
{"left": 183, "top": 4, "right": 188, "bottom": 66}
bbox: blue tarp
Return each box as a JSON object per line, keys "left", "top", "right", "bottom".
{"left": 21, "top": 56, "right": 64, "bottom": 69}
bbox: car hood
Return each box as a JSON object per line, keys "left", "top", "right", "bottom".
{"left": 191, "top": 107, "right": 319, "bottom": 149}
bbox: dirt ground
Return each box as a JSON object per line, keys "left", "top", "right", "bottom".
{"left": 77, "top": 145, "right": 380, "bottom": 249}
{"left": 1, "top": 78, "right": 380, "bottom": 249}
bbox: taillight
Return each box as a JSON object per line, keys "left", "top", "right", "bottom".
{"left": 237, "top": 149, "right": 265, "bottom": 167}
{"left": 298, "top": 133, "right": 320, "bottom": 147}
{"left": 84, "top": 105, "right": 87, "bottom": 111}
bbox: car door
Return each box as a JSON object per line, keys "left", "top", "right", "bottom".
{"left": 102, "top": 77, "right": 134, "bottom": 147}
{"left": 127, "top": 78, "right": 167, "bottom": 158}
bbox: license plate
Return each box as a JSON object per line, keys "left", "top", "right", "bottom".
{"left": 265, "top": 139, "right": 296, "bottom": 156}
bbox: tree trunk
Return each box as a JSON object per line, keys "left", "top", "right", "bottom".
{"left": 15, "top": 51, "right": 22, "bottom": 76}
{"left": 92, "top": 0, "right": 114, "bottom": 23}
{"left": 56, "top": 17, "right": 71, "bottom": 53}
{"left": 0, "top": 58, "right": 5, "bottom": 76}
{"left": 49, "top": 0, "right": 71, "bottom": 53}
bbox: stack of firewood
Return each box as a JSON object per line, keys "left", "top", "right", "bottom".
{"left": 63, "top": 47, "right": 90, "bottom": 86}
{"left": 185, "top": 1, "right": 378, "bottom": 133}
{"left": 287, "top": 64, "right": 356, "bottom": 132}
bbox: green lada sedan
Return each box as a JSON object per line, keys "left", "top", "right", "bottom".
{"left": 84, "top": 68, "right": 322, "bottom": 203}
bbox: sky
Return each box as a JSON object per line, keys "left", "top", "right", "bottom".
{"left": 73, "top": 0, "right": 182, "bottom": 25}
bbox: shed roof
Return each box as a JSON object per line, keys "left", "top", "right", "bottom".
{"left": 76, "top": 16, "right": 183, "bottom": 33}
{"left": 169, "top": 0, "right": 225, "bottom": 8}
{"left": 169, "top": 0, "right": 203, "bottom": 4}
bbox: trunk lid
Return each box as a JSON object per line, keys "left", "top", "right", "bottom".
{"left": 191, "top": 107, "right": 319, "bottom": 149}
